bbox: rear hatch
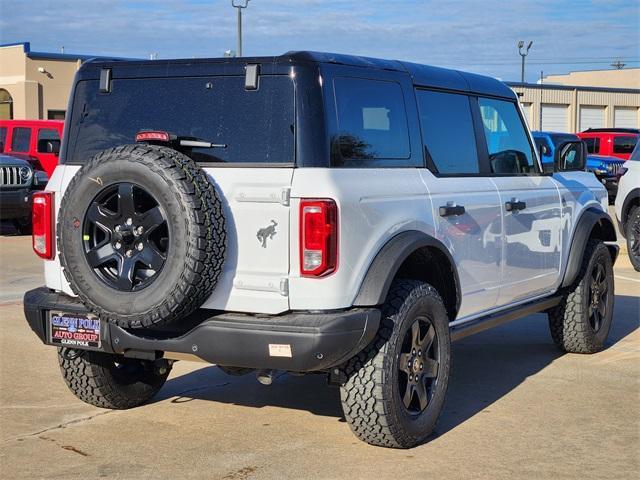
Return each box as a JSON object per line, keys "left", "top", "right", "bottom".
{"left": 51, "top": 62, "right": 296, "bottom": 314}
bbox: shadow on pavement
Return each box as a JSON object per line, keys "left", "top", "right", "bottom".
{"left": 158, "top": 294, "right": 639, "bottom": 435}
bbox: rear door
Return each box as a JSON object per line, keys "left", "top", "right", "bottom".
{"left": 416, "top": 89, "right": 503, "bottom": 319}
{"left": 477, "top": 97, "right": 562, "bottom": 305}
{"left": 63, "top": 72, "right": 296, "bottom": 314}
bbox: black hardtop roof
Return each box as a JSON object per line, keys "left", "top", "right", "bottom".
{"left": 85, "top": 50, "right": 515, "bottom": 99}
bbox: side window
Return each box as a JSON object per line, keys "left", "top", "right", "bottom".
{"left": 583, "top": 137, "right": 599, "bottom": 154}
{"left": 613, "top": 136, "right": 638, "bottom": 154}
{"left": 11, "top": 127, "right": 31, "bottom": 152}
{"left": 0, "top": 127, "right": 6, "bottom": 151}
{"left": 415, "top": 89, "right": 479, "bottom": 174}
{"left": 37, "top": 128, "right": 60, "bottom": 152}
{"left": 479, "top": 98, "right": 537, "bottom": 175}
{"left": 331, "top": 77, "right": 411, "bottom": 166}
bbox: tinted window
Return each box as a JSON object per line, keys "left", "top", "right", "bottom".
{"left": 332, "top": 77, "right": 410, "bottom": 166}
{"left": 416, "top": 90, "right": 478, "bottom": 174}
{"left": 68, "top": 76, "right": 294, "bottom": 164}
{"left": 37, "top": 128, "right": 60, "bottom": 152}
{"left": 613, "top": 135, "right": 638, "bottom": 154}
{"left": 11, "top": 127, "right": 31, "bottom": 152}
{"left": 0, "top": 127, "right": 6, "bottom": 150}
{"left": 583, "top": 137, "right": 599, "bottom": 154}
{"left": 479, "top": 98, "right": 537, "bottom": 174}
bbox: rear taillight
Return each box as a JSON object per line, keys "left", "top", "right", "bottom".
{"left": 300, "top": 199, "right": 338, "bottom": 277}
{"left": 32, "top": 192, "right": 54, "bottom": 259}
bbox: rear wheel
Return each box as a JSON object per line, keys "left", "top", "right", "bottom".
{"left": 339, "top": 280, "right": 451, "bottom": 448}
{"left": 548, "top": 239, "right": 614, "bottom": 353}
{"left": 626, "top": 206, "right": 640, "bottom": 271}
{"left": 58, "top": 348, "right": 171, "bottom": 409}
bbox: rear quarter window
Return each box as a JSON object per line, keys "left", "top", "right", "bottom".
{"left": 613, "top": 135, "right": 638, "bottom": 154}
{"left": 330, "top": 77, "right": 412, "bottom": 167}
{"left": 582, "top": 137, "right": 599, "bottom": 154}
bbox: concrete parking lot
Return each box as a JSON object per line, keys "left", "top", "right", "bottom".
{"left": 0, "top": 229, "right": 638, "bottom": 480}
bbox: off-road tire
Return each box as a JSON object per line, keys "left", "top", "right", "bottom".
{"left": 339, "top": 280, "right": 451, "bottom": 449}
{"left": 58, "top": 144, "right": 226, "bottom": 328}
{"left": 58, "top": 348, "right": 171, "bottom": 409}
{"left": 626, "top": 206, "right": 640, "bottom": 271}
{"left": 548, "top": 240, "right": 614, "bottom": 353}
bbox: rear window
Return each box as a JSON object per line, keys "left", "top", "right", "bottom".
{"left": 613, "top": 135, "right": 638, "bottom": 154}
{"left": 11, "top": 127, "right": 31, "bottom": 152}
{"left": 66, "top": 76, "right": 295, "bottom": 165}
{"left": 582, "top": 137, "right": 599, "bottom": 154}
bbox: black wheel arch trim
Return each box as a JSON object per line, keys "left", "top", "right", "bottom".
{"left": 353, "top": 230, "right": 461, "bottom": 318}
{"left": 620, "top": 188, "right": 640, "bottom": 236}
{"left": 561, "top": 207, "right": 618, "bottom": 288}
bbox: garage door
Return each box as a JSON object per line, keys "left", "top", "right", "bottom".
{"left": 541, "top": 104, "right": 568, "bottom": 132}
{"left": 520, "top": 103, "right": 533, "bottom": 128}
{"left": 614, "top": 107, "right": 638, "bottom": 128}
{"left": 579, "top": 106, "right": 605, "bottom": 131}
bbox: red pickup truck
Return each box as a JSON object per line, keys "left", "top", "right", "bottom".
{"left": 0, "top": 120, "right": 64, "bottom": 176}
{"left": 577, "top": 128, "right": 639, "bottom": 161}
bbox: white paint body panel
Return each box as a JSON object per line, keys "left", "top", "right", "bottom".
{"left": 44, "top": 163, "right": 609, "bottom": 320}
{"left": 615, "top": 157, "right": 640, "bottom": 223}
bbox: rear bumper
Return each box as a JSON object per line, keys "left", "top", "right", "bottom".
{"left": 23, "top": 287, "right": 381, "bottom": 372}
{"left": 0, "top": 188, "right": 32, "bottom": 219}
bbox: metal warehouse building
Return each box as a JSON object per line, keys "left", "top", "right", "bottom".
{"left": 509, "top": 69, "right": 640, "bottom": 133}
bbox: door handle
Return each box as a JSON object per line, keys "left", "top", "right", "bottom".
{"left": 439, "top": 205, "right": 466, "bottom": 217}
{"left": 505, "top": 200, "right": 527, "bottom": 212}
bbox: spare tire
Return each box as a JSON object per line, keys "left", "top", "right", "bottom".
{"left": 58, "top": 144, "right": 226, "bottom": 328}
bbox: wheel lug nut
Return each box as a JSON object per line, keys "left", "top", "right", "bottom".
{"left": 115, "top": 225, "right": 121, "bottom": 232}
{"left": 125, "top": 250, "right": 133, "bottom": 257}
{"left": 420, "top": 363, "right": 423, "bottom": 370}
{"left": 136, "top": 226, "right": 144, "bottom": 235}
{"left": 126, "top": 218, "right": 133, "bottom": 226}
{"left": 418, "top": 350, "right": 422, "bottom": 356}
{"left": 412, "top": 349, "right": 416, "bottom": 355}
{"left": 114, "top": 241, "right": 122, "bottom": 250}
{"left": 136, "top": 242, "right": 144, "bottom": 251}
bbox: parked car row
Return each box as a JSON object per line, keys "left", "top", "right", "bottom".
{"left": 532, "top": 128, "right": 638, "bottom": 202}
{"left": 0, "top": 120, "right": 61, "bottom": 233}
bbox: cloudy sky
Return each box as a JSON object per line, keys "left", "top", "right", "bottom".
{"left": 1, "top": 0, "right": 638, "bottom": 82}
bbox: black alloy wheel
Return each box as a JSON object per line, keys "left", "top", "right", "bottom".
{"left": 83, "top": 182, "right": 169, "bottom": 291}
{"left": 398, "top": 317, "right": 440, "bottom": 414}
{"left": 628, "top": 209, "right": 640, "bottom": 268}
{"left": 587, "top": 261, "right": 609, "bottom": 332}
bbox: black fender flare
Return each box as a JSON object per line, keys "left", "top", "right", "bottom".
{"left": 353, "top": 230, "right": 461, "bottom": 316}
{"left": 561, "top": 207, "right": 618, "bottom": 288}
{"left": 620, "top": 188, "right": 640, "bottom": 238}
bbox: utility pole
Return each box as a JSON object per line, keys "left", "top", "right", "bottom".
{"left": 231, "top": 0, "right": 251, "bottom": 57}
{"left": 518, "top": 40, "right": 533, "bottom": 83}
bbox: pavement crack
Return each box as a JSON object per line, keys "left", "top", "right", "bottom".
{"left": 6, "top": 410, "right": 113, "bottom": 443}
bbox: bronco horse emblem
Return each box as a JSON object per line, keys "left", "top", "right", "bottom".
{"left": 256, "top": 220, "right": 278, "bottom": 248}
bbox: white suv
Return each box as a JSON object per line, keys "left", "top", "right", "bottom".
{"left": 24, "top": 52, "right": 618, "bottom": 448}
{"left": 615, "top": 141, "right": 640, "bottom": 270}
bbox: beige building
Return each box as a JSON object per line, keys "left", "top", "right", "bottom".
{"left": 510, "top": 84, "right": 640, "bottom": 133}
{"left": 0, "top": 42, "right": 92, "bottom": 120}
{"left": 543, "top": 68, "right": 640, "bottom": 89}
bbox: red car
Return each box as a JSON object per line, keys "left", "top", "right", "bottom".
{"left": 577, "top": 128, "right": 639, "bottom": 161}
{"left": 0, "top": 120, "right": 64, "bottom": 176}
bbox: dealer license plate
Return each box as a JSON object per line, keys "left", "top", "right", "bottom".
{"left": 49, "top": 312, "right": 102, "bottom": 349}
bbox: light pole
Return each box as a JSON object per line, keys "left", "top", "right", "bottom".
{"left": 232, "top": 0, "right": 251, "bottom": 57}
{"left": 518, "top": 40, "right": 533, "bottom": 83}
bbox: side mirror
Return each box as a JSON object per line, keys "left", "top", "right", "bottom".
{"left": 38, "top": 139, "right": 60, "bottom": 155}
{"left": 554, "top": 140, "right": 586, "bottom": 172}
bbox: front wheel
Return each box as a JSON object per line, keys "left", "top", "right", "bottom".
{"left": 548, "top": 239, "right": 614, "bottom": 354}
{"left": 626, "top": 206, "right": 640, "bottom": 271}
{"left": 58, "top": 348, "right": 171, "bottom": 409}
{"left": 339, "top": 280, "right": 451, "bottom": 448}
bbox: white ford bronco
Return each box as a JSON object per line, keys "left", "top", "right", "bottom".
{"left": 24, "top": 52, "right": 618, "bottom": 448}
